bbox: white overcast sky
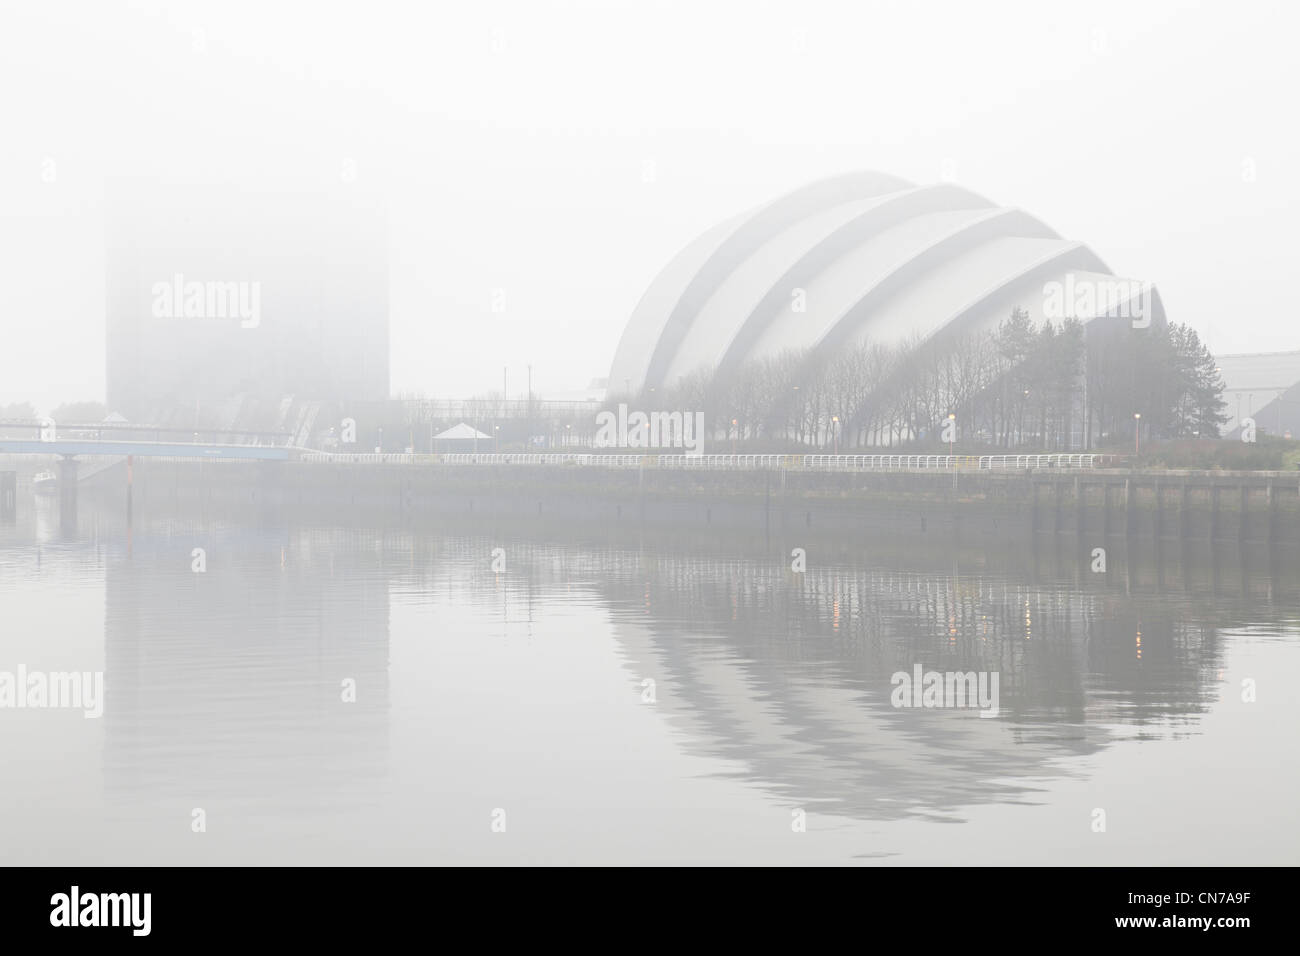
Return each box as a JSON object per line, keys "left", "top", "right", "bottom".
{"left": 1, "top": 0, "right": 1297, "bottom": 413}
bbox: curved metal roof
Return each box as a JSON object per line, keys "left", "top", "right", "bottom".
{"left": 610, "top": 172, "right": 1159, "bottom": 394}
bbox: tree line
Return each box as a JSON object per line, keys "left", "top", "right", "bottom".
{"left": 631, "top": 311, "right": 1228, "bottom": 451}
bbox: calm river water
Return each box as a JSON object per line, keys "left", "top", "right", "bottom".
{"left": 2, "top": 494, "right": 1297, "bottom": 865}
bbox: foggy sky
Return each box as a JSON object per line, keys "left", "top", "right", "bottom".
{"left": 1, "top": 0, "right": 1296, "bottom": 414}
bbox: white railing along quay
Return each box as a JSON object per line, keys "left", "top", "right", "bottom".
{"left": 296, "top": 451, "right": 1117, "bottom": 471}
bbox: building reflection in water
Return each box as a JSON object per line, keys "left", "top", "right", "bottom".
{"left": 435, "top": 528, "right": 1290, "bottom": 823}
{"left": 102, "top": 517, "right": 391, "bottom": 819}
{"left": 90, "top": 494, "right": 1297, "bottom": 828}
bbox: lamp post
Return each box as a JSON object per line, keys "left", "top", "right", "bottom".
{"left": 832, "top": 415, "right": 839, "bottom": 454}
{"left": 948, "top": 412, "right": 956, "bottom": 488}
{"left": 731, "top": 418, "right": 738, "bottom": 455}
{"left": 1134, "top": 412, "right": 1141, "bottom": 457}
{"left": 792, "top": 385, "right": 800, "bottom": 443}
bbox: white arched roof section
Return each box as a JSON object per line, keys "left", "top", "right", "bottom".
{"left": 638, "top": 171, "right": 912, "bottom": 390}
{"left": 608, "top": 210, "right": 746, "bottom": 398}
{"left": 707, "top": 184, "right": 1004, "bottom": 374}
{"left": 607, "top": 172, "right": 1154, "bottom": 395}
{"left": 979, "top": 270, "right": 1161, "bottom": 332}
{"left": 739, "top": 206, "right": 1057, "bottom": 366}
{"left": 661, "top": 193, "right": 903, "bottom": 384}
{"left": 905, "top": 274, "right": 1167, "bottom": 381}
{"left": 824, "top": 241, "right": 1111, "bottom": 357}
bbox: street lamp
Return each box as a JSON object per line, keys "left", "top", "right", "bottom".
{"left": 948, "top": 413, "right": 957, "bottom": 487}
{"left": 791, "top": 386, "right": 800, "bottom": 443}
{"left": 731, "top": 418, "right": 738, "bottom": 454}
{"left": 832, "top": 415, "right": 840, "bottom": 454}
{"left": 1133, "top": 412, "right": 1141, "bottom": 457}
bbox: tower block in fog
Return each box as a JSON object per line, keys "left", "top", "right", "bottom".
{"left": 104, "top": 178, "right": 389, "bottom": 433}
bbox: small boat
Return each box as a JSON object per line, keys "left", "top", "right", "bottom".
{"left": 33, "top": 470, "right": 58, "bottom": 495}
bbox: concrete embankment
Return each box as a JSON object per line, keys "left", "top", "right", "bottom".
{"left": 72, "top": 458, "right": 1300, "bottom": 543}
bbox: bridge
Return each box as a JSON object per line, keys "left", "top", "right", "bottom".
{"left": 0, "top": 431, "right": 294, "bottom": 533}
{"left": 0, "top": 439, "right": 292, "bottom": 460}
{"left": 0, "top": 420, "right": 294, "bottom": 461}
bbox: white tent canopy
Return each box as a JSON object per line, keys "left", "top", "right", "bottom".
{"left": 433, "top": 423, "right": 492, "bottom": 441}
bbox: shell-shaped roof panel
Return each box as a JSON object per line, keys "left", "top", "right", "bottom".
{"left": 611, "top": 172, "right": 1156, "bottom": 395}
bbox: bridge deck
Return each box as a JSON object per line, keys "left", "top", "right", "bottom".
{"left": 0, "top": 440, "right": 292, "bottom": 460}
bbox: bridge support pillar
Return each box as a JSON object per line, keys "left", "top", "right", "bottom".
{"left": 1240, "top": 484, "right": 1250, "bottom": 540}
{"left": 256, "top": 459, "right": 285, "bottom": 522}
{"left": 1179, "top": 481, "right": 1189, "bottom": 539}
{"left": 1124, "top": 477, "right": 1134, "bottom": 538}
{"left": 1153, "top": 479, "right": 1162, "bottom": 540}
{"left": 1074, "top": 476, "right": 1084, "bottom": 536}
{"left": 58, "top": 457, "right": 78, "bottom": 536}
{"left": 0, "top": 471, "right": 15, "bottom": 521}
{"left": 1267, "top": 480, "right": 1277, "bottom": 542}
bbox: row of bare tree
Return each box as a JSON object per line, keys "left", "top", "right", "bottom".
{"left": 623, "top": 311, "right": 1227, "bottom": 450}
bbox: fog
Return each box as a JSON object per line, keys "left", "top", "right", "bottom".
{"left": 1, "top": 0, "right": 1298, "bottom": 413}
{"left": 4, "top": 3, "right": 1300, "bottom": 887}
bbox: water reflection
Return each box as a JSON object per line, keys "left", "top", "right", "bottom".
{"left": 99, "top": 512, "right": 391, "bottom": 819}
{"left": 2, "top": 495, "right": 1297, "bottom": 860}
{"left": 418, "top": 531, "right": 1279, "bottom": 823}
